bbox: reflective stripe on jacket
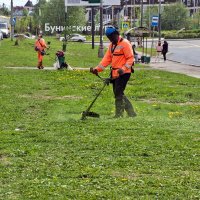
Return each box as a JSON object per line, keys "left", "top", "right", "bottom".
{"left": 95, "top": 36, "right": 134, "bottom": 79}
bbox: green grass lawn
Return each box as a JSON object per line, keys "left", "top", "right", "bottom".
{"left": 0, "top": 38, "right": 200, "bottom": 199}
{"left": 0, "top": 37, "right": 103, "bottom": 68}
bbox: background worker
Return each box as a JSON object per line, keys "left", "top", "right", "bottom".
{"left": 90, "top": 26, "right": 136, "bottom": 118}
{"left": 162, "top": 40, "right": 168, "bottom": 62}
{"left": 35, "top": 34, "right": 48, "bottom": 69}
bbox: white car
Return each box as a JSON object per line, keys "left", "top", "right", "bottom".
{"left": 60, "top": 34, "right": 86, "bottom": 42}
{"left": 69, "top": 34, "right": 86, "bottom": 42}
{"left": 0, "top": 22, "right": 10, "bottom": 38}
{"left": 13, "top": 33, "right": 36, "bottom": 39}
{"left": 0, "top": 30, "right": 3, "bottom": 40}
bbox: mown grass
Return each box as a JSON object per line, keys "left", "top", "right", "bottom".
{"left": 0, "top": 37, "right": 155, "bottom": 68}
{"left": 0, "top": 38, "right": 200, "bottom": 199}
{"left": 0, "top": 37, "right": 102, "bottom": 68}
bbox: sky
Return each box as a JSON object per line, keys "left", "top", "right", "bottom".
{"left": 0, "top": 0, "right": 38, "bottom": 8}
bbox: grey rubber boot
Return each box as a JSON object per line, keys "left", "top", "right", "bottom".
{"left": 114, "top": 98, "right": 125, "bottom": 118}
{"left": 124, "top": 96, "right": 137, "bottom": 117}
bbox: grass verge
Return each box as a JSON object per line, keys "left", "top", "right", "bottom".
{"left": 0, "top": 38, "right": 199, "bottom": 199}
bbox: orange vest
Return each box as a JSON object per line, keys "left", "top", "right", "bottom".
{"left": 35, "top": 38, "right": 47, "bottom": 52}
{"left": 95, "top": 36, "right": 134, "bottom": 79}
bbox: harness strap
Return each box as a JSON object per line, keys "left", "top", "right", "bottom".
{"left": 111, "top": 38, "right": 123, "bottom": 54}
{"left": 37, "top": 39, "right": 44, "bottom": 48}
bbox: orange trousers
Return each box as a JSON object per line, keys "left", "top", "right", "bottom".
{"left": 37, "top": 52, "right": 44, "bottom": 68}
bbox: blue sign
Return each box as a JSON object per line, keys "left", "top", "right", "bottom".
{"left": 10, "top": 17, "right": 16, "bottom": 26}
{"left": 151, "top": 16, "right": 159, "bottom": 27}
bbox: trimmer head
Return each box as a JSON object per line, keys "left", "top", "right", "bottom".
{"left": 81, "top": 111, "right": 100, "bottom": 120}
{"left": 80, "top": 74, "right": 109, "bottom": 120}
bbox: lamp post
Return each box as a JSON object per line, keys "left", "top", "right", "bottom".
{"left": 91, "top": 7, "right": 95, "bottom": 49}
{"left": 124, "top": 0, "right": 128, "bottom": 17}
{"left": 158, "top": 0, "right": 161, "bottom": 41}
{"left": 98, "top": 0, "right": 104, "bottom": 58}
{"left": 133, "top": 0, "right": 135, "bottom": 27}
{"left": 140, "top": 0, "right": 143, "bottom": 27}
{"left": 11, "top": 0, "right": 14, "bottom": 41}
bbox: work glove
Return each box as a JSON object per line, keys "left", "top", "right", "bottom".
{"left": 103, "top": 78, "right": 111, "bottom": 85}
{"left": 117, "top": 68, "right": 124, "bottom": 76}
{"left": 90, "top": 67, "right": 98, "bottom": 75}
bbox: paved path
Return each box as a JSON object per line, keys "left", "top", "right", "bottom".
{"left": 149, "top": 59, "right": 200, "bottom": 78}
{"left": 5, "top": 59, "right": 200, "bottom": 79}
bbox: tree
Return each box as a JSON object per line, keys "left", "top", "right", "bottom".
{"left": 191, "top": 10, "right": 200, "bottom": 29}
{"left": 33, "top": 0, "right": 86, "bottom": 35}
{"left": 161, "top": 3, "right": 189, "bottom": 30}
{"left": 15, "top": 16, "right": 33, "bottom": 33}
{"left": 0, "top": 4, "right": 10, "bottom": 16}
{"left": 143, "top": 5, "right": 159, "bottom": 29}
{"left": 33, "top": 0, "right": 47, "bottom": 34}
{"left": 65, "top": 6, "right": 86, "bottom": 34}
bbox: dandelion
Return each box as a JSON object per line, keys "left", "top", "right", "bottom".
{"left": 168, "top": 111, "right": 183, "bottom": 118}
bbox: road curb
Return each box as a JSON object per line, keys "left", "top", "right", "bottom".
{"left": 166, "top": 58, "right": 200, "bottom": 68}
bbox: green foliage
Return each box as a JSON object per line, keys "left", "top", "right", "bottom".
{"left": 22, "top": 9, "right": 29, "bottom": 17}
{"left": 32, "top": 0, "right": 47, "bottom": 33}
{"left": 15, "top": 16, "right": 33, "bottom": 33}
{"left": 190, "top": 10, "right": 200, "bottom": 29}
{"left": 40, "top": 0, "right": 65, "bottom": 27}
{"left": 161, "top": 3, "right": 189, "bottom": 30}
{"left": 162, "top": 29, "right": 200, "bottom": 39}
{"left": 142, "top": 3, "right": 190, "bottom": 31}
{"left": 143, "top": 5, "right": 159, "bottom": 28}
{"left": 32, "top": 0, "right": 86, "bottom": 35}
{"left": 65, "top": 6, "right": 86, "bottom": 34}
{"left": 0, "top": 5, "right": 10, "bottom": 16}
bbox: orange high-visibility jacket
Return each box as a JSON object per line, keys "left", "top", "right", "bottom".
{"left": 95, "top": 36, "right": 134, "bottom": 79}
{"left": 35, "top": 38, "right": 47, "bottom": 52}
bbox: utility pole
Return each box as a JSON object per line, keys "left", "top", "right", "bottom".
{"left": 125, "top": 0, "right": 128, "bottom": 17}
{"left": 112, "top": 5, "right": 114, "bottom": 24}
{"left": 10, "top": 0, "right": 14, "bottom": 41}
{"left": 91, "top": 7, "right": 95, "bottom": 49}
{"left": 133, "top": 0, "right": 135, "bottom": 27}
{"left": 98, "top": 0, "right": 104, "bottom": 58}
{"left": 140, "top": 0, "right": 143, "bottom": 27}
{"left": 158, "top": 0, "right": 161, "bottom": 41}
{"left": 130, "top": 0, "right": 133, "bottom": 28}
{"left": 63, "top": 6, "right": 67, "bottom": 52}
{"left": 193, "top": 0, "right": 196, "bottom": 14}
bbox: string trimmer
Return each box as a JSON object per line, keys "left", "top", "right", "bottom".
{"left": 81, "top": 74, "right": 111, "bottom": 120}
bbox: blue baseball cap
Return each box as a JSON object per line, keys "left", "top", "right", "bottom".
{"left": 105, "top": 26, "right": 118, "bottom": 36}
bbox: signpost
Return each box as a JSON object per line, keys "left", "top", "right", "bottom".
{"left": 151, "top": 16, "right": 159, "bottom": 57}
{"left": 151, "top": 16, "right": 159, "bottom": 27}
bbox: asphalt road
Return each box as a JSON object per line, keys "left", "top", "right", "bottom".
{"left": 96, "top": 39, "right": 200, "bottom": 66}
{"left": 166, "top": 39, "right": 200, "bottom": 67}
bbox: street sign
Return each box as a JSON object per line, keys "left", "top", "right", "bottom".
{"left": 151, "top": 16, "right": 159, "bottom": 27}
{"left": 10, "top": 17, "right": 16, "bottom": 26}
{"left": 122, "top": 22, "right": 130, "bottom": 31}
{"left": 65, "top": 0, "right": 120, "bottom": 6}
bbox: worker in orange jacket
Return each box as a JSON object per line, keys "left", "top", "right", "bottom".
{"left": 35, "top": 34, "right": 47, "bottom": 69}
{"left": 90, "top": 26, "right": 136, "bottom": 118}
